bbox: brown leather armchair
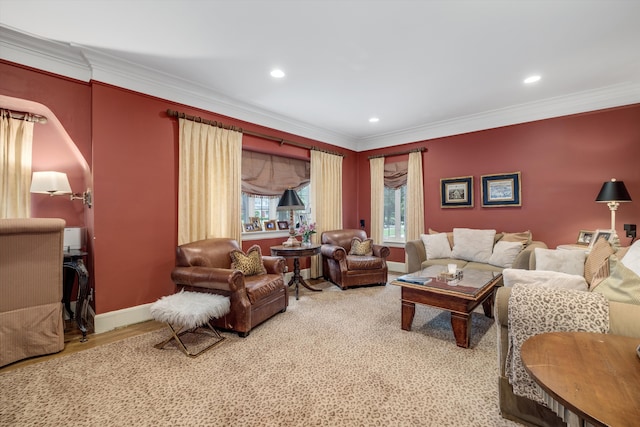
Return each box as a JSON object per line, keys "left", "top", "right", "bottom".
{"left": 170, "top": 238, "right": 288, "bottom": 337}
{"left": 321, "top": 229, "right": 390, "bottom": 290}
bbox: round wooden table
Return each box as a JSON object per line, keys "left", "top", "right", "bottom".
{"left": 270, "top": 244, "right": 322, "bottom": 300}
{"left": 521, "top": 331, "right": 640, "bottom": 427}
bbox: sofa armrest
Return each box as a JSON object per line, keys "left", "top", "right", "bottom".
{"left": 405, "top": 239, "right": 426, "bottom": 273}
{"left": 495, "top": 286, "right": 511, "bottom": 328}
{"left": 511, "top": 241, "right": 547, "bottom": 270}
{"left": 321, "top": 244, "right": 347, "bottom": 261}
{"left": 262, "top": 256, "right": 286, "bottom": 275}
{"left": 171, "top": 266, "right": 244, "bottom": 292}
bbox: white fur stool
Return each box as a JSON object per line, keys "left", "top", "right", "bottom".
{"left": 150, "top": 290, "right": 231, "bottom": 357}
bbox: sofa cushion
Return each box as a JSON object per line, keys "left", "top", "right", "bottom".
{"left": 584, "top": 238, "right": 615, "bottom": 285}
{"left": 489, "top": 241, "right": 523, "bottom": 268}
{"left": 500, "top": 230, "right": 532, "bottom": 246}
{"left": 349, "top": 237, "right": 373, "bottom": 256}
{"left": 429, "top": 228, "right": 454, "bottom": 248}
{"left": 451, "top": 228, "right": 496, "bottom": 264}
{"left": 503, "top": 268, "right": 588, "bottom": 291}
{"left": 591, "top": 255, "right": 640, "bottom": 305}
{"left": 420, "top": 233, "right": 452, "bottom": 260}
{"left": 535, "top": 247, "right": 585, "bottom": 276}
{"left": 346, "top": 255, "right": 385, "bottom": 270}
{"left": 244, "top": 273, "right": 285, "bottom": 304}
{"left": 621, "top": 240, "right": 640, "bottom": 277}
{"left": 230, "top": 245, "right": 267, "bottom": 276}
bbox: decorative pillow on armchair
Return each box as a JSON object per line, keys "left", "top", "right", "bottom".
{"left": 230, "top": 245, "right": 267, "bottom": 276}
{"left": 420, "top": 233, "right": 452, "bottom": 260}
{"left": 349, "top": 237, "right": 373, "bottom": 256}
{"left": 451, "top": 228, "right": 496, "bottom": 263}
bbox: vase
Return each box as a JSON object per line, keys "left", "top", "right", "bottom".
{"left": 302, "top": 235, "right": 311, "bottom": 246}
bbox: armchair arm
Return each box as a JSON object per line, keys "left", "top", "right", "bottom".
{"left": 171, "top": 266, "right": 244, "bottom": 293}
{"left": 405, "top": 239, "right": 426, "bottom": 273}
{"left": 372, "top": 244, "right": 390, "bottom": 259}
{"left": 321, "top": 244, "right": 347, "bottom": 261}
{"left": 262, "top": 256, "right": 286, "bottom": 274}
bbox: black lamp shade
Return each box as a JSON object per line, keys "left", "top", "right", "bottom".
{"left": 277, "top": 189, "right": 305, "bottom": 211}
{"left": 595, "top": 179, "right": 632, "bottom": 202}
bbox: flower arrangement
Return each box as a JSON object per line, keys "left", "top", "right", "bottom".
{"left": 297, "top": 222, "right": 317, "bottom": 243}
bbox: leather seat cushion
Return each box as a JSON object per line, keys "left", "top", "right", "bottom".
{"left": 244, "top": 274, "right": 284, "bottom": 304}
{"left": 346, "top": 255, "right": 385, "bottom": 271}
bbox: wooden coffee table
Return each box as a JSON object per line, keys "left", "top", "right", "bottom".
{"left": 391, "top": 266, "right": 502, "bottom": 348}
{"left": 521, "top": 331, "right": 640, "bottom": 427}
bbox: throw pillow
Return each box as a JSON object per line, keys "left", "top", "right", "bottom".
{"left": 621, "top": 240, "right": 640, "bottom": 277}
{"left": 230, "top": 245, "right": 267, "bottom": 276}
{"left": 488, "top": 241, "right": 523, "bottom": 268}
{"left": 502, "top": 268, "right": 588, "bottom": 291}
{"left": 535, "top": 247, "right": 586, "bottom": 277}
{"left": 451, "top": 228, "right": 496, "bottom": 263}
{"left": 591, "top": 255, "right": 640, "bottom": 305}
{"left": 429, "top": 228, "right": 454, "bottom": 249}
{"left": 420, "top": 233, "right": 452, "bottom": 260}
{"left": 350, "top": 237, "right": 373, "bottom": 256}
{"left": 584, "top": 238, "right": 615, "bottom": 285}
{"left": 500, "top": 230, "right": 532, "bottom": 246}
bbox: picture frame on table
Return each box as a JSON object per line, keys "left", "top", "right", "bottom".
{"left": 481, "top": 172, "right": 522, "bottom": 207}
{"left": 277, "top": 220, "right": 289, "bottom": 230}
{"left": 589, "top": 229, "right": 615, "bottom": 249}
{"left": 576, "top": 230, "right": 595, "bottom": 246}
{"left": 249, "top": 216, "right": 262, "bottom": 231}
{"left": 264, "top": 220, "right": 277, "bottom": 231}
{"left": 243, "top": 223, "right": 256, "bottom": 232}
{"left": 440, "top": 176, "right": 473, "bottom": 208}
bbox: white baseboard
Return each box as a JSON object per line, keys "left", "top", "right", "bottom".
{"left": 94, "top": 303, "right": 154, "bottom": 334}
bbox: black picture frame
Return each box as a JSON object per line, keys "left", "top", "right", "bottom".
{"left": 481, "top": 172, "right": 522, "bottom": 207}
{"left": 440, "top": 176, "right": 473, "bottom": 208}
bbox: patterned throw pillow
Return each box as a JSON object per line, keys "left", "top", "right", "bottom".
{"left": 584, "top": 238, "right": 614, "bottom": 285}
{"left": 349, "top": 238, "right": 374, "bottom": 256}
{"left": 230, "top": 245, "right": 267, "bottom": 276}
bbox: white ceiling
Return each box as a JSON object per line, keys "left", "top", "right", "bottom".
{"left": 1, "top": 0, "right": 640, "bottom": 151}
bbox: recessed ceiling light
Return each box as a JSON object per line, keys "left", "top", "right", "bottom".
{"left": 524, "top": 75, "right": 541, "bottom": 84}
{"left": 270, "top": 69, "right": 285, "bottom": 78}
{"left": 369, "top": 117, "right": 379, "bottom": 123}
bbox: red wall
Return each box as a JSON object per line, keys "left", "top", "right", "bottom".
{"left": 358, "top": 104, "right": 640, "bottom": 257}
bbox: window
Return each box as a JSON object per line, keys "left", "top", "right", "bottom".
{"left": 241, "top": 185, "right": 310, "bottom": 229}
{"left": 383, "top": 185, "right": 406, "bottom": 242}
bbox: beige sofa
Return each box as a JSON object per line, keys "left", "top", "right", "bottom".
{"left": 405, "top": 229, "right": 547, "bottom": 273}
{"left": 0, "top": 218, "right": 66, "bottom": 367}
{"left": 495, "top": 242, "right": 640, "bottom": 426}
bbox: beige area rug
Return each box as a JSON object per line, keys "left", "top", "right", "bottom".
{"left": 0, "top": 281, "right": 520, "bottom": 426}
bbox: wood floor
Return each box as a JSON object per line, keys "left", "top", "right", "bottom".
{"left": 0, "top": 319, "right": 165, "bottom": 373}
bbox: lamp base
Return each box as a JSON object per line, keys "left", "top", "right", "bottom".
{"left": 282, "top": 236, "right": 301, "bottom": 247}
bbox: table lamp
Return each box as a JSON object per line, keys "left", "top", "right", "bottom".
{"left": 595, "top": 178, "right": 632, "bottom": 245}
{"left": 277, "top": 188, "right": 305, "bottom": 247}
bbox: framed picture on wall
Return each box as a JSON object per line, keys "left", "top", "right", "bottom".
{"left": 576, "top": 230, "right": 595, "bottom": 246}
{"left": 440, "top": 176, "right": 473, "bottom": 208}
{"left": 481, "top": 172, "right": 521, "bottom": 207}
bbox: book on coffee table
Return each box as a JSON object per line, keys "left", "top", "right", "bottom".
{"left": 396, "top": 273, "right": 432, "bottom": 285}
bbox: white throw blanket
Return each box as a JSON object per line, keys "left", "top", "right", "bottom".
{"left": 506, "top": 284, "right": 609, "bottom": 405}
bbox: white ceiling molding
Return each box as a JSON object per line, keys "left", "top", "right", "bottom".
{"left": 356, "top": 82, "right": 640, "bottom": 151}
{"left": 2, "top": 25, "right": 639, "bottom": 153}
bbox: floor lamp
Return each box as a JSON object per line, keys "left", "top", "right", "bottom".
{"left": 277, "top": 188, "right": 305, "bottom": 247}
{"left": 595, "top": 178, "right": 632, "bottom": 246}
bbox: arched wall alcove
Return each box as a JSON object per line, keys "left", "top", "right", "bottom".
{"left": 1, "top": 94, "right": 91, "bottom": 226}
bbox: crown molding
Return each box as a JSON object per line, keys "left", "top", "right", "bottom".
{"left": 356, "top": 82, "right": 640, "bottom": 151}
{"left": 3, "top": 26, "right": 639, "bottom": 153}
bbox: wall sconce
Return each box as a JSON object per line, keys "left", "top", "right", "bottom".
{"left": 276, "top": 188, "right": 304, "bottom": 247}
{"left": 30, "top": 171, "right": 92, "bottom": 208}
{"left": 595, "top": 178, "right": 631, "bottom": 238}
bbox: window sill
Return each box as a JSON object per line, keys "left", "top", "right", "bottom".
{"left": 383, "top": 241, "right": 406, "bottom": 248}
{"left": 242, "top": 230, "right": 290, "bottom": 241}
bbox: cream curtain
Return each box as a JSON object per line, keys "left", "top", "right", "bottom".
{"left": 405, "top": 151, "right": 425, "bottom": 241}
{"left": 178, "top": 118, "right": 242, "bottom": 245}
{"left": 310, "top": 150, "right": 343, "bottom": 278}
{"left": 0, "top": 110, "right": 34, "bottom": 218}
{"left": 369, "top": 157, "right": 384, "bottom": 244}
